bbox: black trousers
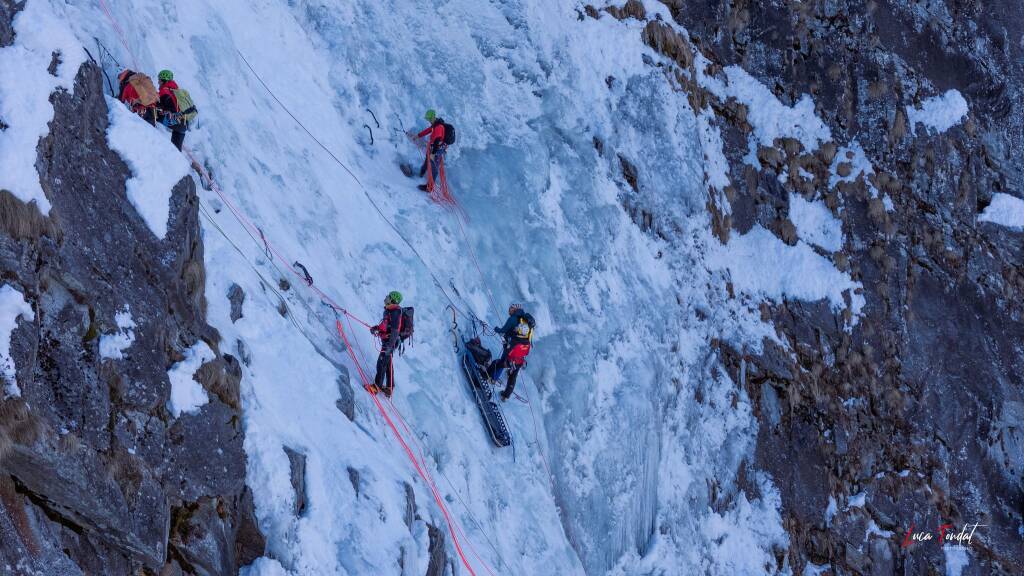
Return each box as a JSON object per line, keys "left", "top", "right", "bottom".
{"left": 374, "top": 351, "right": 394, "bottom": 395}
{"left": 487, "top": 349, "right": 521, "bottom": 399}
{"left": 171, "top": 129, "right": 186, "bottom": 151}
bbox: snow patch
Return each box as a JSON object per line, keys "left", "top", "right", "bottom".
{"left": 0, "top": 285, "right": 34, "bottom": 398}
{"left": 700, "top": 475, "right": 789, "bottom": 574}
{"left": 979, "top": 193, "right": 1024, "bottom": 230}
{"left": 696, "top": 110, "right": 731, "bottom": 195}
{"left": 167, "top": 341, "right": 215, "bottom": 417}
{"left": 944, "top": 545, "right": 971, "bottom": 576}
{"left": 804, "top": 563, "right": 831, "bottom": 576}
{"left": 847, "top": 491, "right": 866, "bottom": 509}
{"left": 789, "top": 193, "right": 843, "bottom": 252}
{"left": 0, "top": 0, "right": 86, "bottom": 213}
{"left": 907, "top": 89, "right": 969, "bottom": 134}
{"left": 713, "top": 226, "right": 864, "bottom": 323}
{"left": 240, "top": 557, "right": 290, "bottom": 576}
{"left": 829, "top": 141, "right": 893, "bottom": 210}
{"left": 106, "top": 96, "right": 191, "bottom": 239}
{"left": 99, "top": 306, "right": 137, "bottom": 359}
{"left": 695, "top": 53, "right": 832, "bottom": 152}
{"left": 866, "top": 519, "right": 893, "bottom": 540}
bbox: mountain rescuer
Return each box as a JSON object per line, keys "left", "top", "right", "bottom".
{"left": 412, "top": 109, "right": 449, "bottom": 193}
{"left": 487, "top": 304, "right": 535, "bottom": 401}
{"left": 117, "top": 69, "right": 158, "bottom": 125}
{"left": 370, "top": 291, "right": 405, "bottom": 398}
{"left": 156, "top": 69, "right": 198, "bottom": 151}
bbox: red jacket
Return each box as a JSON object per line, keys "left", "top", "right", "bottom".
{"left": 417, "top": 120, "right": 445, "bottom": 148}
{"left": 158, "top": 80, "right": 180, "bottom": 114}
{"left": 119, "top": 82, "right": 140, "bottom": 105}
{"left": 375, "top": 304, "right": 403, "bottom": 352}
{"left": 118, "top": 73, "right": 153, "bottom": 114}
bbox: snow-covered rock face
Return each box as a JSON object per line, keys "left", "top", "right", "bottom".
{"left": 643, "top": 1, "right": 1024, "bottom": 575}
{"left": 4, "top": 0, "right": 1023, "bottom": 575}
{"left": 0, "top": 3, "right": 262, "bottom": 574}
{"left": 35, "top": 0, "right": 795, "bottom": 573}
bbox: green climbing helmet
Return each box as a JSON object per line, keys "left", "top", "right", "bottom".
{"left": 424, "top": 109, "right": 436, "bottom": 122}
{"left": 158, "top": 69, "right": 173, "bottom": 82}
{"left": 387, "top": 291, "right": 403, "bottom": 305}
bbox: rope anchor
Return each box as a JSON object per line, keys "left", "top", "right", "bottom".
{"left": 293, "top": 261, "right": 314, "bottom": 286}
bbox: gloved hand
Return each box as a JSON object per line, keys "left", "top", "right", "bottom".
{"left": 370, "top": 326, "right": 380, "bottom": 336}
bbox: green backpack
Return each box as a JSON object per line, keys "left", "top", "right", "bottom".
{"left": 173, "top": 88, "right": 199, "bottom": 123}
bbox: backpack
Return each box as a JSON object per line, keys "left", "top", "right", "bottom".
{"left": 172, "top": 88, "right": 199, "bottom": 123}
{"left": 398, "top": 307, "right": 415, "bottom": 342}
{"left": 442, "top": 122, "right": 456, "bottom": 145}
{"left": 512, "top": 313, "right": 535, "bottom": 341}
{"left": 466, "top": 337, "right": 492, "bottom": 367}
{"left": 128, "top": 73, "right": 158, "bottom": 106}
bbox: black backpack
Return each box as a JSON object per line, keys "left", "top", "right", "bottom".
{"left": 442, "top": 122, "right": 456, "bottom": 145}
{"left": 399, "top": 307, "right": 415, "bottom": 342}
{"left": 466, "top": 337, "right": 492, "bottom": 366}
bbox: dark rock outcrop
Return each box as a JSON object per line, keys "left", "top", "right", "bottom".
{"left": 335, "top": 371, "right": 355, "bottom": 421}
{"left": 0, "top": 12, "right": 263, "bottom": 573}
{"left": 284, "top": 446, "right": 307, "bottom": 517}
{"left": 596, "top": 1, "right": 1023, "bottom": 573}
{"left": 227, "top": 283, "right": 245, "bottom": 323}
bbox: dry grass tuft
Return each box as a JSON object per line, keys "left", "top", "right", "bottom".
{"left": 0, "top": 189, "right": 60, "bottom": 240}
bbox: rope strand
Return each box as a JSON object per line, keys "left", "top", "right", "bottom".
{"left": 94, "top": 7, "right": 506, "bottom": 573}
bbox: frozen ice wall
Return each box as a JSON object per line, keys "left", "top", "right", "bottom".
{"left": 31, "top": 0, "right": 868, "bottom": 573}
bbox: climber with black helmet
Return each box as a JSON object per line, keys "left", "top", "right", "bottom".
{"left": 370, "top": 291, "right": 405, "bottom": 398}
{"left": 487, "top": 303, "right": 536, "bottom": 401}
{"left": 411, "top": 109, "right": 449, "bottom": 193}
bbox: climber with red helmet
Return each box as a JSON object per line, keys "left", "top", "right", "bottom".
{"left": 487, "top": 303, "right": 535, "bottom": 401}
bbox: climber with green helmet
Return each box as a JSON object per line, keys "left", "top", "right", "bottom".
{"left": 410, "top": 109, "right": 454, "bottom": 193}
{"left": 369, "top": 290, "right": 409, "bottom": 398}
{"left": 156, "top": 69, "right": 199, "bottom": 151}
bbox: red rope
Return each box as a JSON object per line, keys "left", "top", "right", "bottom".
{"left": 191, "top": 152, "right": 493, "bottom": 573}
{"left": 94, "top": 8, "right": 500, "bottom": 571}
{"left": 97, "top": 0, "right": 140, "bottom": 70}
{"left": 382, "top": 398, "right": 499, "bottom": 576}
{"left": 438, "top": 156, "right": 470, "bottom": 221}
{"left": 336, "top": 321, "right": 488, "bottom": 576}
{"left": 192, "top": 165, "right": 488, "bottom": 573}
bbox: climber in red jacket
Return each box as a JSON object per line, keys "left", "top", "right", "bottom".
{"left": 411, "top": 109, "right": 448, "bottom": 192}
{"left": 156, "top": 69, "right": 190, "bottom": 151}
{"left": 117, "top": 69, "right": 158, "bottom": 125}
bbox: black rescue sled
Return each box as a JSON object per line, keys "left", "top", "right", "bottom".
{"left": 461, "top": 336, "right": 513, "bottom": 447}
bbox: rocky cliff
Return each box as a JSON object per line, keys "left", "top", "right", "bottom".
{"left": 594, "top": 0, "right": 1023, "bottom": 573}
{"left": 0, "top": 2, "right": 263, "bottom": 574}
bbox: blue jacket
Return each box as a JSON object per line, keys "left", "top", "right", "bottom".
{"left": 495, "top": 310, "right": 532, "bottom": 346}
